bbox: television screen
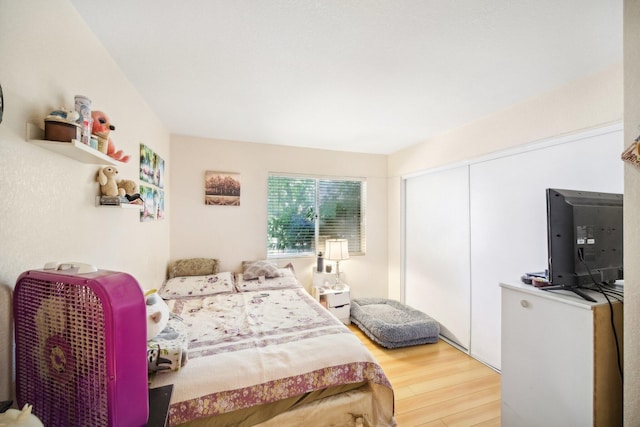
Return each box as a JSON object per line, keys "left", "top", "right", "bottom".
{"left": 546, "top": 188, "right": 623, "bottom": 300}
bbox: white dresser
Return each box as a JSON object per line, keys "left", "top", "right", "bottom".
{"left": 500, "top": 282, "right": 623, "bottom": 427}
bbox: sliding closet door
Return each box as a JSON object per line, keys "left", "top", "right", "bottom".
{"left": 404, "top": 166, "right": 470, "bottom": 350}
{"left": 469, "top": 127, "right": 624, "bottom": 368}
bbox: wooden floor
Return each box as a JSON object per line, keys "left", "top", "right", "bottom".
{"left": 349, "top": 325, "right": 501, "bottom": 427}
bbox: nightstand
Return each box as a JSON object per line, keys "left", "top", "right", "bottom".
{"left": 312, "top": 269, "right": 351, "bottom": 324}
{"left": 314, "top": 285, "right": 351, "bottom": 325}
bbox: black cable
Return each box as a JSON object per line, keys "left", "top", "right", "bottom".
{"left": 578, "top": 253, "right": 624, "bottom": 383}
{"left": 595, "top": 281, "right": 624, "bottom": 384}
{"left": 598, "top": 288, "right": 624, "bottom": 301}
{"left": 589, "top": 284, "right": 624, "bottom": 301}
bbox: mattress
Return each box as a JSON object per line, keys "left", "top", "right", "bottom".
{"left": 149, "top": 283, "right": 395, "bottom": 426}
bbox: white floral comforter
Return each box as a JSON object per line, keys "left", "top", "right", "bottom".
{"left": 149, "top": 288, "right": 394, "bottom": 426}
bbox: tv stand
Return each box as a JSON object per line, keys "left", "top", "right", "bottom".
{"left": 501, "top": 282, "right": 623, "bottom": 426}
{"left": 541, "top": 284, "right": 597, "bottom": 302}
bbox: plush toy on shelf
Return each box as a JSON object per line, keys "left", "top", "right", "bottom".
{"left": 90, "top": 110, "right": 130, "bottom": 162}
{"left": 117, "top": 179, "right": 144, "bottom": 204}
{"left": 96, "top": 166, "right": 125, "bottom": 197}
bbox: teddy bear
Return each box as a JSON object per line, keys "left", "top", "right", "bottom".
{"left": 117, "top": 179, "right": 144, "bottom": 204}
{"left": 117, "top": 179, "right": 137, "bottom": 195}
{"left": 91, "top": 110, "right": 131, "bottom": 163}
{"left": 97, "top": 166, "right": 125, "bottom": 197}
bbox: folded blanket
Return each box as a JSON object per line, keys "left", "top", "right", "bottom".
{"left": 147, "top": 314, "right": 189, "bottom": 374}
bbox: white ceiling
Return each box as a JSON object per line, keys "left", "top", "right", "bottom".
{"left": 69, "top": 0, "right": 622, "bottom": 155}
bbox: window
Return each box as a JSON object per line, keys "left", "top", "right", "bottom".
{"left": 267, "top": 174, "right": 366, "bottom": 257}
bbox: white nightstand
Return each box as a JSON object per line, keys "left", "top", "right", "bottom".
{"left": 320, "top": 287, "right": 350, "bottom": 325}
{"left": 312, "top": 275, "right": 350, "bottom": 325}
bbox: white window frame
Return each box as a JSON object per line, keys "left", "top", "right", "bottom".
{"left": 267, "top": 173, "right": 366, "bottom": 258}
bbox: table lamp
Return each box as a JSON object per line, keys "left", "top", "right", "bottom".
{"left": 325, "top": 239, "right": 349, "bottom": 289}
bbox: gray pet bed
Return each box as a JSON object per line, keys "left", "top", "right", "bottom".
{"left": 350, "top": 298, "right": 440, "bottom": 348}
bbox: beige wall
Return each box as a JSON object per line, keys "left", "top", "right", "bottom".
{"left": 169, "top": 135, "right": 388, "bottom": 299}
{"left": 386, "top": 64, "right": 623, "bottom": 300}
{"left": 624, "top": 0, "right": 640, "bottom": 423}
{"left": 0, "top": 0, "right": 170, "bottom": 290}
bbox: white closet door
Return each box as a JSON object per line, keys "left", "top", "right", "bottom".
{"left": 405, "top": 165, "right": 470, "bottom": 349}
{"left": 469, "top": 127, "right": 623, "bottom": 368}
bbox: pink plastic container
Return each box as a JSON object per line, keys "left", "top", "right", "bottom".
{"left": 14, "top": 266, "right": 149, "bottom": 427}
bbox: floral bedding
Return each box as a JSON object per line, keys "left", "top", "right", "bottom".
{"left": 147, "top": 314, "right": 189, "bottom": 374}
{"left": 159, "top": 272, "right": 235, "bottom": 298}
{"left": 149, "top": 286, "right": 395, "bottom": 426}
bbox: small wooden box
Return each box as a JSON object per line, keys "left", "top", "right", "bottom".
{"left": 44, "top": 119, "right": 81, "bottom": 142}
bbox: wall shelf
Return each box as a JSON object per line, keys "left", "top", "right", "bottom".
{"left": 95, "top": 196, "right": 142, "bottom": 209}
{"left": 25, "top": 122, "right": 116, "bottom": 165}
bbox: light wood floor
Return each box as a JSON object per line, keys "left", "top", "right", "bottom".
{"left": 349, "top": 325, "right": 501, "bottom": 427}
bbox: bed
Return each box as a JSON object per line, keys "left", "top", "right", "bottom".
{"left": 148, "top": 259, "right": 395, "bottom": 427}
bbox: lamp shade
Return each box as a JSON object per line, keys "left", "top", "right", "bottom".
{"left": 325, "top": 239, "right": 349, "bottom": 261}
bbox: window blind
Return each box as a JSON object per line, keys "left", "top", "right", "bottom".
{"left": 267, "top": 174, "right": 366, "bottom": 257}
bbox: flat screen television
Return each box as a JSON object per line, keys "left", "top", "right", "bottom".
{"left": 545, "top": 188, "right": 623, "bottom": 302}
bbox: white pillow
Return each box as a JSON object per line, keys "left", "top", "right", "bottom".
{"left": 241, "top": 260, "right": 281, "bottom": 280}
{"left": 159, "top": 272, "right": 235, "bottom": 298}
{"left": 235, "top": 273, "right": 302, "bottom": 292}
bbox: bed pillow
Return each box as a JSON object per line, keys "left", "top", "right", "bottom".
{"left": 235, "top": 273, "right": 302, "bottom": 292}
{"left": 159, "top": 272, "right": 235, "bottom": 298}
{"left": 170, "top": 258, "right": 219, "bottom": 279}
{"left": 241, "top": 260, "right": 281, "bottom": 280}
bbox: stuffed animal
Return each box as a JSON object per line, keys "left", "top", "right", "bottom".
{"left": 96, "top": 166, "right": 125, "bottom": 197}
{"left": 117, "top": 179, "right": 137, "bottom": 196}
{"left": 144, "top": 299, "right": 189, "bottom": 373}
{"left": 0, "top": 404, "right": 44, "bottom": 427}
{"left": 107, "top": 140, "right": 130, "bottom": 163}
{"left": 90, "top": 110, "right": 113, "bottom": 154}
{"left": 117, "top": 179, "right": 143, "bottom": 204}
{"left": 145, "top": 289, "right": 169, "bottom": 341}
{"left": 90, "top": 110, "right": 130, "bottom": 162}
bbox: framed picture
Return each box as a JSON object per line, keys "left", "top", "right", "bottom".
{"left": 139, "top": 144, "right": 165, "bottom": 221}
{"left": 140, "top": 144, "right": 156, "bottom": 185}
{"left": 156, "top": 189, "right": 165, "bottom": 219}
{"left": 155, "top": 155, "right": 165, "bottom": 189}
{"left": 205, "top": 171, "right": 240, "bottom": 206}
{"left": 140, "top": 185, "right": 156, "bottom": 222}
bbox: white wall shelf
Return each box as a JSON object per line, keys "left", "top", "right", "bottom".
{"left": 25, "top": 122, "right": 116, "bottom": 165}
{"left": 95, "top": 196, "right": 141, "bottom": 209}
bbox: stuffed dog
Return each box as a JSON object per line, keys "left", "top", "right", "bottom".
{"left": 96, "top": 166, "right": 125, "bottom": 197}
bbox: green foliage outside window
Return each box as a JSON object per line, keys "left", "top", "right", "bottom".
{"left": 267, "top": 175, "right": 364, "bottom": 256}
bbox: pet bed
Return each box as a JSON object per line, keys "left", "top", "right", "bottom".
{"left": 351, "top": 298, "right": 440, "bottom": 348}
